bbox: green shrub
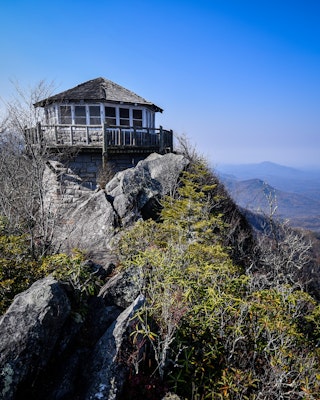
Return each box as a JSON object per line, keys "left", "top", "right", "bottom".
{"left": 41, "top": 249, "right": 102, "bottom": 298}
{"left": 0, "top": 224, "right": 102, "bottom": 315}
{"left": 117, "top": 161, "right": 320, "bottom": 399}
{"left": 0, "top": 232, "right": 41, "bottom": 314}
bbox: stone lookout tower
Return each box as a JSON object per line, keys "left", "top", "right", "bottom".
{"left": 28, "top": 77, "right": 173, "bottom": 185}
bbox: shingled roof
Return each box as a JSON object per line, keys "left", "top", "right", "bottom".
{"left": 34, "top": 77, "right": 163, "bottom": 112}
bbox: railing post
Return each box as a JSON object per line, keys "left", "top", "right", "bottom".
{"left": 159, "top": 125, "right": 164, "bottom": 153}
{"left": 118, "top": 127, "right": 122, "bottom": 146}
{"left": 54, "top": 126, "right": 58, "bottom": 144}
{"left": 133, "top": 127, "right": 136, "bottom": 146}
{"left": 103, "top": 123, "right": 108, "bottom": 168}
{"left": 86, "top": 126, "right": 90, "bottom": 144}
{"left": 70, "top": 126, "right": 73, "bottom": 145}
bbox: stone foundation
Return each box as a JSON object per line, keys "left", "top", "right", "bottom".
{"left": 67, "top": 151, "right": 103, "bottom": 188}
{"left": 66, "top": 149, "right": 160, "bottom": 188}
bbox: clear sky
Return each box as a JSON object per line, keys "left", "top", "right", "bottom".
{"left": 1, "top": 0, "right": 319, "bottom": 168}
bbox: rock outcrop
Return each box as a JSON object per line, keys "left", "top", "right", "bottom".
{"left": 85, "top": 294, "right": 145, "bottom": 400}
{"left": 46, "top": 153, "right": 189, "bottom": 256}
{"left": 0, "top": 277, "right": 71, "bottom": 400}
{"left": 105, "top": 152, "right": 189, "bottom": 225}
{"left": 0, "top": 271, "right": 146, "bottom": 400}
{"left": 0, "top": 152, "right": 189, "bottom": 400}
{"left": 2, "top": 149, "right": 315, "bottom": 399}
{"left": 99, "top": 265, "right": 144, "bottom": 309}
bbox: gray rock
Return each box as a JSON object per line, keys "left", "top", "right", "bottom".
{"left": 0, "top": 153, "right": 190, "bottom": 399}
{"left": 84, "top": 300, "right": 123, "bottom": 345}
{"left": 99, "top": 265, "right": 145, "bottom": 309}
{"left": 0, "top": 276, "right": 71, "bottom": 400}
{"left": 106, "top": 152, "right": 189, "bottom": 226}
{"left": 54, "top": 189, "right": 117, "bottom": 253}
{"left": 162, "top": 394, "right": 182, "bottom": 400}
{"left": 44, "top": 161, "right": 118, "bottom": 254}
{"left": 20, "top": 302, "right": 123, "bottom": 400}
{"left": 85, "top": 294, "right": 145, "bottom": 400}
{"left": 45, "top": 152, "right": 188, "bottom": 256}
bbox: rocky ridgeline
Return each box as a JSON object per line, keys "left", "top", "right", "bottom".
{"left": 0, "top": 153, "right": 189, "bottom": 400}
{"left": 46, "top": 153, "right": 189, "bottom": 258}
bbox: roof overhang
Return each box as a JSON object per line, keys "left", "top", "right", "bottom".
{"left": 33, "top": 77, "right": 163, "bottom": 113}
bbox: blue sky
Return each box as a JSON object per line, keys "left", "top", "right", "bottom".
{"left": 1, "top": 0, "right": 320, "bottom": 167}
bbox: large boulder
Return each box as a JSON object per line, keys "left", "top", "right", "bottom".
{"left": 105, "top": 152, "right": 189, "bottom": 225}
{"left": 98, "top": 265, "right": 144, "bottom": 309}
{"left": 0, "top": 276, "right": 71, "bottom": 400}
{"left": 43, "top": 161, "right": 117, "bottom": 254}
{"left": 45, "top": 153, "right": 189, "bottom": 255}
{"left": 85, "top": 294, "right": 145, "bottom": 400}
{"left": 54, "top": 189, "right": 117, "bottom": 254}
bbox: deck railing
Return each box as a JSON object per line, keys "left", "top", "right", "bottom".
{"left": 25, "top": 123, "right": 173, "bottom": 153}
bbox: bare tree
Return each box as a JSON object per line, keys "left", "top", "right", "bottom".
{"left": 3, "top": 79, "right": 54, "bottom": 133}
{"left": 174, "top": 133, "right": 204, "bottom": 163}
{"left": 0, "top": 80, "right": 58, "bottom": 256}
{"left": 248, "top": 192, "right": 313, "bottom": 291}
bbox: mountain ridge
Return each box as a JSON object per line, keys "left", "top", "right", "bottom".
{"left": 216, "top": 162, "right": 320, "bottom": 232}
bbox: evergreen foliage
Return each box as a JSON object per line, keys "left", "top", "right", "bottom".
{"left": 0, "top": 230, "right": 41, "bottom": 313}
{"left": 0, "top": 218, "right": 101, "bottom": 315}
{"left": 118, "top": 161, "right": 320, "bottom": 399}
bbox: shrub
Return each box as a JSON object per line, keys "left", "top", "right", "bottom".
{"left": 0, "top": 231, "right": 41, "bottom": 314}
{"left": 0, "top": 223, "right": 102, "bottom": 315}
{"left": 117, "top": 160, "right": 320, "bottom": 399}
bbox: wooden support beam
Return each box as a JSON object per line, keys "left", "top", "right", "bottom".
{"left": 102, "top": 123, "right": 108, "bottom": 168}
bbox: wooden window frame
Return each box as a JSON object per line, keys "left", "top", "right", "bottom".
{"left": 56, "top": 103, "right": 155, "bottom": 129}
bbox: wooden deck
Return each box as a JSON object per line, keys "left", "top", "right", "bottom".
{"left": 26, "top": 123, "right": 173, "bottom": 154}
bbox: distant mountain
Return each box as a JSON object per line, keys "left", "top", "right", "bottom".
{"left": 216, "top": 162, "right": 320, "bottom": 232}
{"left": 217, "top": 161, "right": 320, "bottom": 201}
{"left": 219, "top": 161, "right": 305, "bottom": 178}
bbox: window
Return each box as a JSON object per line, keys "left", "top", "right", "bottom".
{"left": 45, "top": 109, "right": 49, "bottom": 124}
{"left": 46, "top": 106, "right": 57, "bottom": 124}
{"left": 132, "top": 109, "right": 143, "bottom": 127}
{"left": 105, "top": 106, "right": 116, "bottom": 126}
{"left": 119, "top": 108, "right": 130, "bottom": 126}
{"left": 74, "top": 106, "right": 86, "bottom": 125}
{"left": 60, "top": 106, "right": 72, "bottom": 124}
{"left": 89, "top": 106, "right": 101, "bottom": 125}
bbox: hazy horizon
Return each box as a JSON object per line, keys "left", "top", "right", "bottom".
{"left": 214, "top": 160, "right": 320, "bottom": 171}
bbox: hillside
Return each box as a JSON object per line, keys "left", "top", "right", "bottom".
{"left": 1, "top": 154, "right": 320, "bottom": 399}
{"left": 217, "top": 162, "right": 320, "bottom": 232}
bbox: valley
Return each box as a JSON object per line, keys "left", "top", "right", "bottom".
{"left": 216, "top": 161, "right": 320, "bottom": 232}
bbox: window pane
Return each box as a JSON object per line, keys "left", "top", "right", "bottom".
{"left": 133, "top": 109, "right": 142, "bottom": 119}
{"left": 120, "top": 119, "right": 130, "bottom": 126}
{"left": 75, "top": 117, "right": 86, "bottom": 125}
{"left": 74, "top": 106, "right": 86, "bottom": 124}
{"left": 90, "top": 117, "right": 101, "bottom": 125}
{"left": 75, "top": 106, "right": 86, "bottom": 116}
{"left": 106, "top": 118, "right": 116, "bottom": 126}
{"left": 60, "top": 105, "right": 71, "bottom": 116}
{"left": 90, "top": 106, "right": 100, "bottom": 117}
{"left": 89, "top": 106, "right": 101, "bottom": 124}
{"left": 133, "top": 120, "right": 142, "bottom": 127}
{"left": 120, "top": 108, "right": 129, "bottom": 118}
{"left": 133, "top": 109, "right": 142, "bottom": 127}
{"left": 60, "top": 106, "right": 71, "bottom": 124}
{"left": 105, "top": 106, "right": 116, "bottom": 117}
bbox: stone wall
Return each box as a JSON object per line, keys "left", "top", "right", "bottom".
{"left": 67, "top": 150, "right": 103, "bottom": 188}
{"left": 66, "top": 149, "right": 164, "bottom": 188}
